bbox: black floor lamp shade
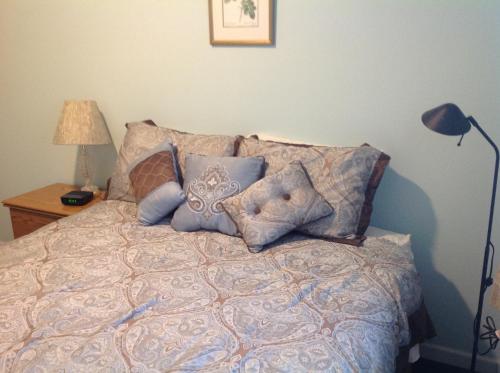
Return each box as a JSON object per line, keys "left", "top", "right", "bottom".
{"left": 422, "top": 103, "right": 472, "bottom": 136}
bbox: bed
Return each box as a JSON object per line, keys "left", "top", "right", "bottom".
{"left": 0, "top": 199, "right": 432, "bottom": 372}
{"left": 0, "top": 123, "right": 435, "bottom": 372}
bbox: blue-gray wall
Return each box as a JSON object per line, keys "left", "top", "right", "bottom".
{"left": 1, "top": 0, "right": 499, "bottom": 366}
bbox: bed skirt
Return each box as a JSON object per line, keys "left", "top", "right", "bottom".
{"left": 396, "top": 301, "right": 436, "bottom": 372}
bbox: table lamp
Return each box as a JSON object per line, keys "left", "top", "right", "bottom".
{"left": 421, "top": 103, "right": 499, "bottom": 372}
{"left": 53, "top": 100, "right": 112, "bottom": 193}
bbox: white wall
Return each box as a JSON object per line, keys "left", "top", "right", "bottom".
{"left": 1, "top": 0, "right": 499, "bottom": 367}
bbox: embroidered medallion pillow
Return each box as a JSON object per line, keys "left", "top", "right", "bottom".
{"left": 171, "top": 154, "right": 264, "bottom": 235}
{"left": 107, "top": 120, "right": 240, "bottom": 202}
{"left": 127, "top": 141, "right": 185, "bottom": 225}
{"left": 237, "top": 137, "right": 390, "bottom": 245}
{"left": 222, "top": 161, "right": 334, "bottom": 252}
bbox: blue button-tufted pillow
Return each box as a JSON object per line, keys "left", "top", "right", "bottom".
{"left": 222, "top": 161, "right": 334, "bottom": 252}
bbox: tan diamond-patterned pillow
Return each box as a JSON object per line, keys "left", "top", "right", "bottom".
{"left": 127, "top": 141, "right": 185, "bottom": 225}
{"left": 129, "top": 152, "right": 177, "bottom": 202}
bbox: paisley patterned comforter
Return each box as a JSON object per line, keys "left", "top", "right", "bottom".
{"left": 0, "top": 201, "right": 422, "bottom": 372}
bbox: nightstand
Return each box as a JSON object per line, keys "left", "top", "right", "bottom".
{"left": 2, "top": 183, "right": 103, "bottom": 239}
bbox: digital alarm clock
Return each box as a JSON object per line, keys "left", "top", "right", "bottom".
{"left": 60, "top": 191, "right": 94, "bottom": 206}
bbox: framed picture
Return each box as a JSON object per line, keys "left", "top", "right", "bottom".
{"left": 209, "top": 0, "right": 274, "bottom": 46}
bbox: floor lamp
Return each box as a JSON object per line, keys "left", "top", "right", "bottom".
{"left": 421, "top": 103, "right": 499, "bottom": 372}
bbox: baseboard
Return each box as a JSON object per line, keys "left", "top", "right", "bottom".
{"left": 420, "top": 342, "right": 498, "bottom": 373}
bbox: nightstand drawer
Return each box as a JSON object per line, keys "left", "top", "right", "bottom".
{"left": 9, "top": 208, "right": 61, "bottom": 238}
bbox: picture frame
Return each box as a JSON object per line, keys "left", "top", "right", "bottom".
{"left": 209, "top": 0, "right": 274, "bottom": 46}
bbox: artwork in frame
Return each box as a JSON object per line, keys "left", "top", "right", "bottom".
{"left": 209, "top": 0, "right": 274, "bottom": 45}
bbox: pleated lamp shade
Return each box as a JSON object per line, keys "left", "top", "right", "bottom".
{"left": 53, "top": 100, "right": 111, "bottom": 145}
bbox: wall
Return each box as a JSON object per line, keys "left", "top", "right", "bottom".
{"left": 1, "top": 0, "right": 499, "bottom": 368}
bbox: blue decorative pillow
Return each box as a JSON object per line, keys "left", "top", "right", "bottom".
{"left": 171, "top": 154, "right": 264, "bottom": 235}
{"left": 222, "top": 161, "right": 334, "bottom": 252}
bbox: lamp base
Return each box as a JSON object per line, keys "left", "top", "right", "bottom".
{"left": 81, "top": 184, "right": 99, "bottom": 194}
{"left": 79, "top": 146, "right": 100, "bottom": 195}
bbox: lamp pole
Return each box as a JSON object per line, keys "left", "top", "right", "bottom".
{"left": 469, "top": 116, "right": 499, "bottom": 372}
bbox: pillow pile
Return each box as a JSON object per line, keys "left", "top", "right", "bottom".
{"left": 107, "top": 122, "right": 389, "bottom": 251}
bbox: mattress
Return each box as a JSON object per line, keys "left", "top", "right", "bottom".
{"left": 0, "top": 200, "right": 424, "bottom": 372}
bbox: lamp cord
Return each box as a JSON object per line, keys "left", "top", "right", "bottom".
{"left": 480, "top": 316, "right": 500, "bottom": 355}
{"left": 473, "top": 241, "right": 496, "bottom": 346}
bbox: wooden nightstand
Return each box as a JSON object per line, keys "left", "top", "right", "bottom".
{"left": 2, "top": 183, "right": 103, "bottom": 239}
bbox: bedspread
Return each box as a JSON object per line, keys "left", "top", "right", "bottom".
{"left": 0, "top": 201, "right": 423, "bottom": 372}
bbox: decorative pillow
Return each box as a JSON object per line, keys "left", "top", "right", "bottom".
{"left": 171, "top": 154, "right": 264, "bottom": 235}
{"left": 107, "top": 120, "right": 239, "bottom": 202}
{"left": 237, "top": 137, "right": 390, "bottom": 245}
{"left": 222, "top": 161, "right": 334, "bottom": 252}
{"left": 127, "top": 141, "right": 185, "bottom": 225}
{"left": 166, "top": 129, "right": 243, "bottom": 184}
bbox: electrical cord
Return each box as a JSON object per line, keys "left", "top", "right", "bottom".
{"left": 480, "top": 316, "right": 500, "bottom": 355}
{"left": 473, "top": 241, "right": 496, "bottom": 356}
{"left": 475, "top": 241, "right": 497, "bottom": 356}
